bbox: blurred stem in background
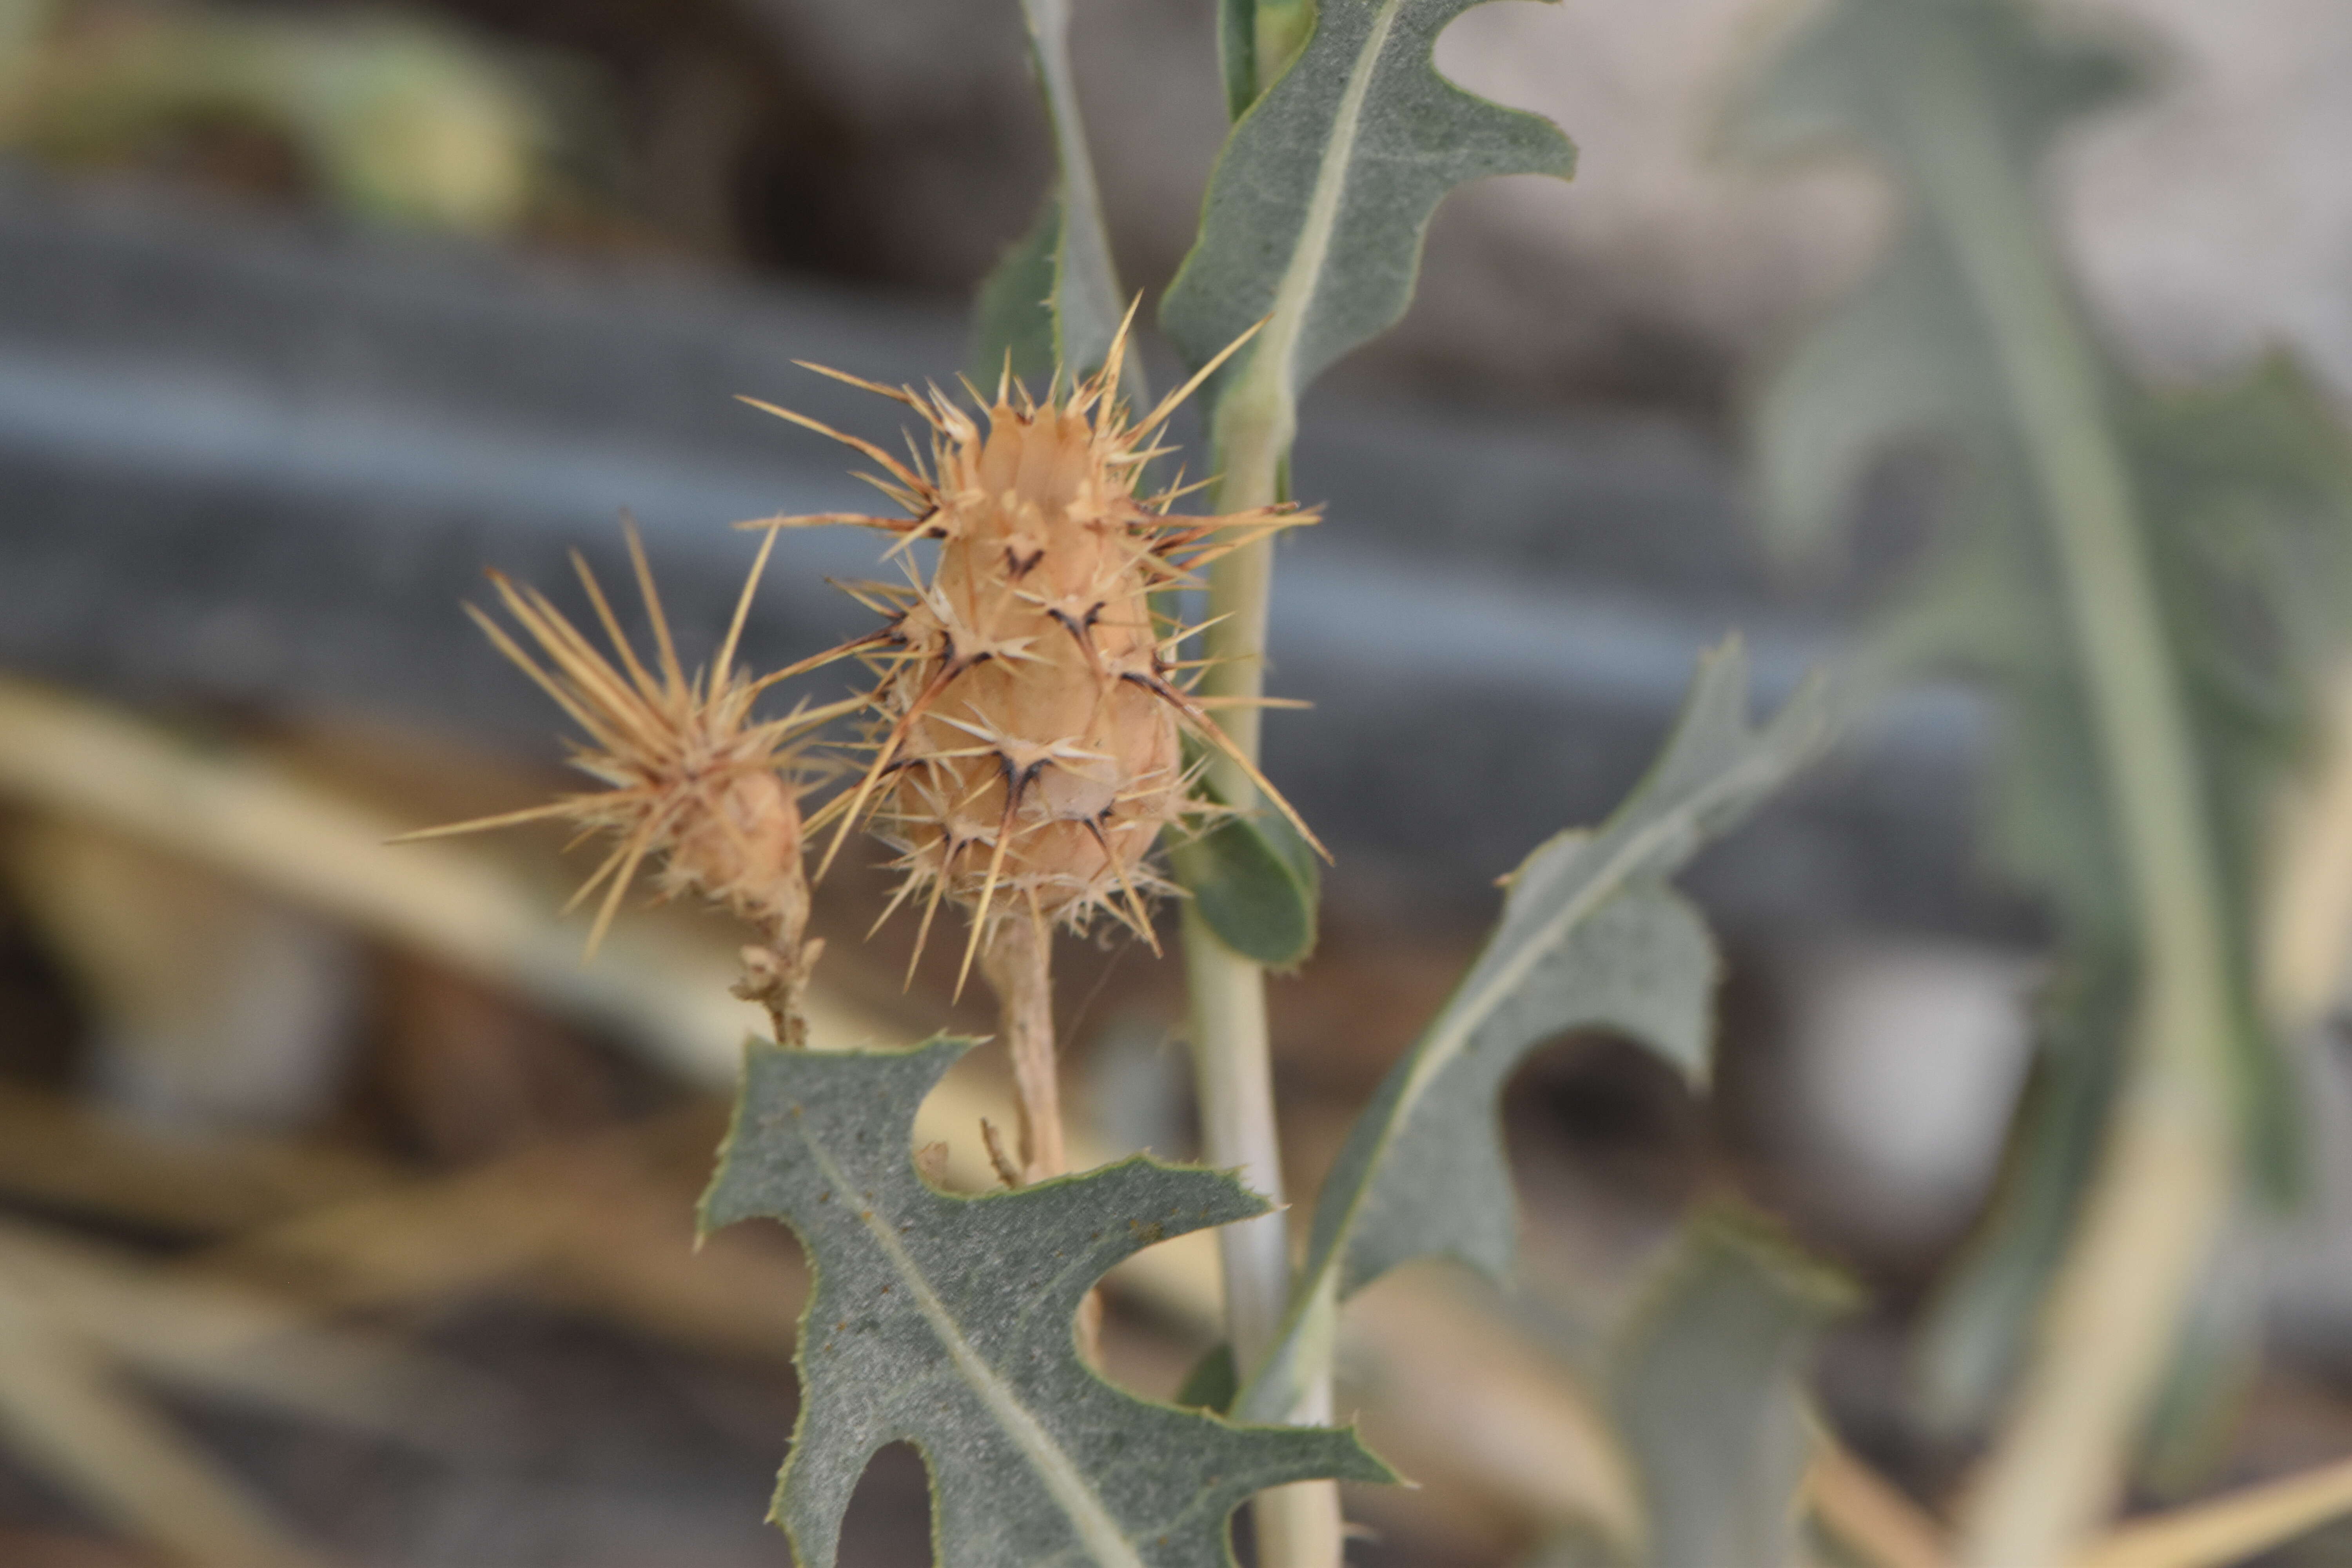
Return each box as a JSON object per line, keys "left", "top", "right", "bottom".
{"left": 1738, "top": 0, "right": 2352, "bottom": 1555}
{"left": 1912, "top": 42, "right": 2241, "bottom": 1567}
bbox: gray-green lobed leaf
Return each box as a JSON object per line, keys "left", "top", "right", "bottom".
{"left": 1327, "top": 884, "right": 1717, "bottom": 1297}
{"left": 1319, "top": 642, "right": 1826, "bottom": 1298}
{"left": 1160, "top": 0, "right": 1576, "bottom": 397}
{"left": 1234, "top": 643, "right": 1828, "bottom": 1423}
{"left": 1737, "top": 0, "right": 2352, "bottom": 1454}
{"left": 701, "top": 1036, "right": 1389, "bottom": 1568}
{"left": 1609, "top": 1210, "right": 1855, "bottom": 1568}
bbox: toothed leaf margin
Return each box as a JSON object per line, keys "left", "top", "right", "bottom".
{"left": 701, "top": 1035, "right": 1391, "bottom": 1568}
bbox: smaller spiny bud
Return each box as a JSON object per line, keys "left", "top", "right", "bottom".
{"left": 408, "top": 521, "right": 839, "bottom": 1036}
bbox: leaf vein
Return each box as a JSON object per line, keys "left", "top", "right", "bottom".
{"left": 800, "top": 1134, "right": 1148, "bottom": 1568}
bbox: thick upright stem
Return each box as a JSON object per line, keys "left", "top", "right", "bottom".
{"left": 1909, "top": 45, "right": 2242, "bottom": 1568}
{"left": 1188, "top": 307, "right": 1297, "bottom": 1354}
{"left": 1181, "top": 378, "right": 1343, "bottom": 1565}
{"left": 1183, "top": 908, "right": 1339, "bottom": 1568}
{"left": 1183, "top": 906, "right": 1290, "bottom": 1358}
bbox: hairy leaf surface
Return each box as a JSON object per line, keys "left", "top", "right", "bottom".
{"left": 701, "top": 1036, "right": 1389, "bottom": 1568}
{"left": 1234, "top": 644, "right": 1827, "bottom": 1422}
{"left": 1738, "top": 0, "right": 2352, "bottom": 1443}
{"left": 1160, "top": 0, "right": 1575, "bottom": 399}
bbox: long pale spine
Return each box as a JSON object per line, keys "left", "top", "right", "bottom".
{"left": 1915, "top": 42, "right": 2241, "bottom": 1568}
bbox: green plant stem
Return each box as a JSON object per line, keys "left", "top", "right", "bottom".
{"left": 1911, "top": 45, "right": 2242, "bottom": 1568}
{"left": 1182, "top": 353, "right": 1342, "bottom": 1568}
{"left": 1180, "top": 12, "right": 1348, "bottom": 1556}
{"left": 1182, "top": 904, "right": 1290, "bottom": 1362}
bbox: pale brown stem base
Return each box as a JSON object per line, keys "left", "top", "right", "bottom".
{"left": 983, "top": 913, "right": 1065, "bottom": 1183}
{"left": 979, "top": 912, "right": 1103, "bottom": 1363}
{"left": 732, "top": 933, "right": 823, "bottom": 1049}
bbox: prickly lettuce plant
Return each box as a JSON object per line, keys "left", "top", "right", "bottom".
{"left": 432, "top": 0, "right": 1841, "bottom": 1560}
{"left": 430, "top": 0, "right": 2352, "bottom": 1564}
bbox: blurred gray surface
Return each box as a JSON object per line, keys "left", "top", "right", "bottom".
{"left": 0, "top": 171, "right": 2005, "bottom": 934}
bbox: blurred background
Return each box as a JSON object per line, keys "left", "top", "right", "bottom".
{"left": 2, "top": 0, "right": 2352, "bottom": 1563}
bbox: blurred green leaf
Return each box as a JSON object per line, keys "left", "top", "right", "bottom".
{"left": 1215, "top": 0, "right": 1258, "bottom": 122}
{"left": 701, "top": 1035, "right": 1390, "bottom": 1567}
{"left": 2134, "top": 1227, "right": 2265, "bottom": 1497}
{"left": 1915, "top": 966, "right": 2122, "bottom": 1427}
{"left": 1610, "top": 1210, "right": 1856, "bottom": 1568}
{"left": 3, "top": 9, "right": 547, "bottom": 232}
{"left": 1165, "top": 773, "right": 1319, "bottom": 971}
{"left": 969, "top": 195, "right": 1061, "bottom": 390}
{"left": 1174, "top": 1343, "right": 1239, "bottom": 1416}
{"left": 1214, "top": 0, "right": 1333, "bottom": 139}
{"left": 1232, "top": 642, "right": 1828, "bottom": 1424}
{"left": 969, "top": 0, "right": 1134, "bottom": 398}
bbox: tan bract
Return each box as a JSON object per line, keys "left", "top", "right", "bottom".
{"left": 410, "top": 522, "right": 843, "bottom": 963}
{"left": 746, "top": 322, "right": 1318, "bottom": 987}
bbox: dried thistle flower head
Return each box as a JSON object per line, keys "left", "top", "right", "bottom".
{"left": 743, "top": 314, "right": 1321, "bottom": 988}
{"left": 408, "top": 521, "right": 842, "bottom": 985}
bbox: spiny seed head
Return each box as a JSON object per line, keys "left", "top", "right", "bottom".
{"left": 411, "top": 521, "right": 837, "bottom": 958}
{"left": 880, "top": 387, "right": 1187, "bottom": 938}
{"left": 744, "top": 316, "right": 1324, "bottom": 987}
